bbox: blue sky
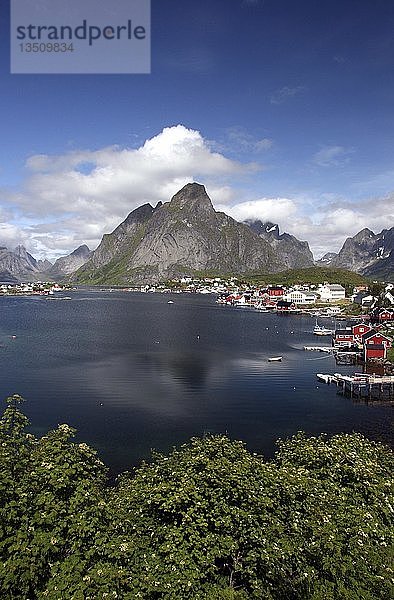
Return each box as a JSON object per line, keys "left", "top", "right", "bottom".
{"left": 0, "top": 0, "right": 394, "bottom": 260}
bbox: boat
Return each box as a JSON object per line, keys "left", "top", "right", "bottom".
{"left": 314, "top": 326, "right": 334, "bottom": 336}
{"left": 268, "top": 356, "right": 282, "bottom": 362}
{"left": 313, "top": 319, "right": 334, "bottom": 336}
{"left": 316, "top": 373, "right": 339, "bottom": 383}
{"left": 316, "top": 373, "right": 331, "bottom": 383}
{"left": 167, "top": 300, "right": 174, "bottom": 304}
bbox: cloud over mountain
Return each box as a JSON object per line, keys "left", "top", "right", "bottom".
{"left": 1, "top": 125, "right": 393, "bottom": 262}
{"left": 1, "top": 126, "right": 249, "bottom": 259}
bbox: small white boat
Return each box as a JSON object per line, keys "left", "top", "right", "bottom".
{"left": 313, "top": 319, "right": 334, "bottom": 336}
{"left": 268, "top": 356, "right": 282, "bottom": 362}
{"left": 167, "top": 300, "right": 174, "bottom": 304}
{"left": 314, "top": 327, "right": 334, "bottom": 336}
{"left": 316, "top": 373, "right": 331, "bottom": 383}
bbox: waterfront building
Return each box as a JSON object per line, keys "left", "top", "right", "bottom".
{"left": 318, "top": 284, "right": 346, "bottom": 302}
{"left": 283, "top": 290, "right": 317, "bottom": 305}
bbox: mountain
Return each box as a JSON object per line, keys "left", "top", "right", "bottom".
{"left": 4, "top": 186, "right": 390, "bottom": 285}
{"left": 46, "top": 245, "right": 92, "bottom": 280}
{"left": 329, "top": 227, "right": 394, "bottom": 280}
{"left": 37, "top": 259, "right": 53, "bottom": 272}
{"left": 0, "top": 268, "right": 19, "bottom": 284}
{"left": 0, "top": 245, "right": 42, "bottom": 282}
{"left": 0, "top": 243, "right": 91, "bottom": 283}
{"left": 244, "top": 220, "right": 314, "bottom": 269}
{"left": 316, "top": 252, "right": 338, "bottom": 266}
{"left": 14, "top": 245, "right": 38, "bottom": 270}
{"left": 74, "top": 183, "right": 286, "bottom": 284}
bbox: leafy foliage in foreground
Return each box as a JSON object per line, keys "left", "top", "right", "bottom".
{"left": 0, "top": 396, "right": 393, "bottom": 599}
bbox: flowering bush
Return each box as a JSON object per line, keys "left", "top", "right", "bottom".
{"left": 0, "top": 396, "right": 392, "bottom": 599}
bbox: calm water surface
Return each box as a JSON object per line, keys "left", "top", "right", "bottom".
{"left": 0, "top": 290, "right": 392, "bottom": 472}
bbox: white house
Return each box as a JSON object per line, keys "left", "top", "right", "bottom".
{"left": 283, "top": 290, "right": 318, "bottom": 305}
{"left": 317, "top": 284, "right": 346, "bottom": 302}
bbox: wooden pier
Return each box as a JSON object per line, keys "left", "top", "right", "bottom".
{"left": 316, "top": 373, "right": 394, "bottom": 400}
{"left": 337, "top": 374, "right": 394, "bottom": 400}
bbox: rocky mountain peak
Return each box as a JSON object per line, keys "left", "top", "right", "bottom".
{"left": 352, "top": 228, "right": 375, "bottom": 243}
{"left": 14, "top": 245, "right": 37, "bottom": 269}
{"left": 74, "top": 183, "right": 285, "bottom": 284}
{"left": 169, "top": 182, "right": 213, "bottom": 212}
{"left": 329, "top": 226, "right": 393, "bottom": 279}
{"left": 316, "top": 252, "right": 338, "bottom": 266}
{"left": 245, "top": 220, "right": 280, "bottom": 239}
{"left": 122, "top": 203, "right": 156, "bottom": 228}
{"left": 14, "top": 244, "right": 29, "bottom": 259}
{"left": 70, "top": 244, "right": 91, "bottom": 257}
{"left": 244, "top": 219, "right": 314, "bottom": 269}
{"left": 46, "top": 245, "right": 93, "bottom": 279}
{"left": 37, "top": 259, "right": 52, "bottom": 272}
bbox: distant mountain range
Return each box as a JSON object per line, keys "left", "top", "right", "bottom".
{"left": 46, "top": 245, "right": 92, "bottom": 279}
{"left": 316, "top": 228, "right": 393, "bottom": 280}
{"left": 0, "top": 244, "right": 91, "bottom": 283}
{"left": 0, "top": 245, "right": 46, "bottom": 282}
{"left": 245, "top": 220, "right": 314, "bottom": 269}
{"left": 1, "top": 183, "right": 392, "bottom": 283}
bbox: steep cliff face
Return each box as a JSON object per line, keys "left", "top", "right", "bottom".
{"left": 75, "top": 201, "right": 160, "bottom": 282}
{"left": 74, "top": 183, "right": 283, "bottom": 284}
{"left": 245, "top": 220, "right": 314, "bottom": 269}
{"left": 88, "top": 203, "right": 158, "bottom": 271}
{"left": 330, "top": 228, "right": 394, "bottom": 279}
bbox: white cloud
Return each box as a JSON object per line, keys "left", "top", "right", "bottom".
{"left": 254, "top": 138, "right": 273, "bottom": 151}
{"left": 0, "top": 223, "right": 29, "bottom": 250}
{"left": 2, "top": 125, "right": 252, "bottom": 259}
{"left": 223, "top": 197, "right": 298, "bottom": 223}
{"left": 2, "top": 125, "right": 393, "bottom": 263}
{"left": 225, "top": 126, "right": 273, "bottom": 154}
{"left": 213, "top": 192, "right": 394, "bottom": 259}
{"left": 270, "top": 86, "right": 306, "bottom": 105}
{"left": 205, "top": 185, "right": 237, "bottom": 205}
{"left": 313, "top": 145, "right": 354, "bottom": 167}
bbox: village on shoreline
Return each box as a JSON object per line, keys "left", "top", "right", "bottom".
{"left": 2, "top": 275, "right": 393, "bottom": 367}
{"left": 1, "top": 275, "right": 393, "bottom": 320}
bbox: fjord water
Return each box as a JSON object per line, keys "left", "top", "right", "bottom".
{"left": 0, "top": 291, "right": 392, "bottom": 472}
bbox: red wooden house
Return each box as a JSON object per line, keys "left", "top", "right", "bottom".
{"left": 362, "top": 330, "right": 392, "bottom": 361}
{"left": 352, "top": 323, "right": 373, "bottom": 342}
{"left": 268, "top": 286, "right": 285, "bottom": 298}
{"left": 334, "top": 328, "right": 354, "bottom": 347}
{"left": 361, "top": 330, "right": 392, "bottom": 349}
{"left": 370, "top": 307, "right": 394, "bottom": 323}
{"left": 364, "top": 344, "right": 386, "bottom": 361}
{"left": 378, "top": 309, "right": 394, "bottom": 321}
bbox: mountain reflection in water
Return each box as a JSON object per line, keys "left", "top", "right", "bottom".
{"left": 0, "top": 290, "right": 392, "bottom": 473}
